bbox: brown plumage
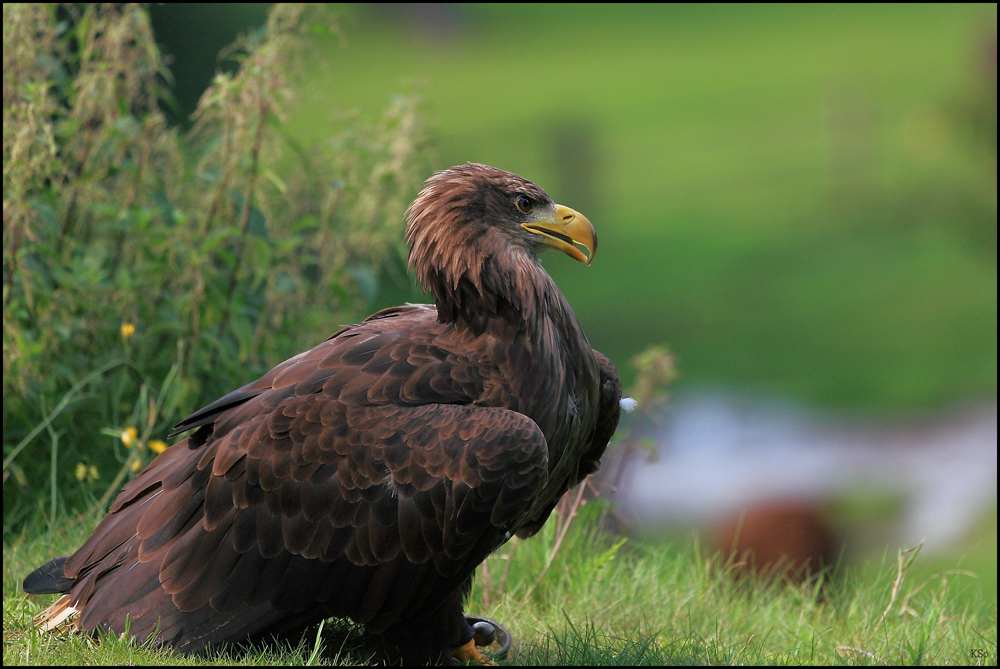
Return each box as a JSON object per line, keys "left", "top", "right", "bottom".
{"left": 24, "top": 163, "right": 623, "bottom": 664}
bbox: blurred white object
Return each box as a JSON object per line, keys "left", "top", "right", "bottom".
{"left": 618, "top": 391, "right": 997, "bottom": 552}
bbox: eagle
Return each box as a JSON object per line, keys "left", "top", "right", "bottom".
{"left": 23, "top": 163, "right": 624, "bottom": 664}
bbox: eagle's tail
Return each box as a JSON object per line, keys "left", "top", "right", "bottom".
{"left": 35, "top": 594, "right": 81, "bottom": 632}
{"left": 23, "top": 556, "right": 73, "bottom": 595}
{"left": 24, "top": 556, "right": 81, "bottom": 632}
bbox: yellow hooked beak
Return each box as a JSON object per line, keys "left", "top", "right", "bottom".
{"left": 521, "top": 204, "right": 597, "bottom": 265}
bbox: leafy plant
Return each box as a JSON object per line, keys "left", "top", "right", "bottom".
{"left": 2, "top": 3, "right": 427, "bottom": 529}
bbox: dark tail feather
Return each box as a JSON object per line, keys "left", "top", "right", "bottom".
{"left": 23, "top": 556, "right": 73, "bottom": 595}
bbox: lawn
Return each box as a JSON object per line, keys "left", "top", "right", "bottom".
{"left": 3, "top": 504, "right": 996, "bottom": 665}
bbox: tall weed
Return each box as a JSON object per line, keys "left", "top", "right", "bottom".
{"left": 2, "top": 3, "right": 426, "bottom": 529}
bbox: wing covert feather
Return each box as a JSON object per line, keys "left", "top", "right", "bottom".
{"left": 63, "top": 305, "right": 550, "bottom": 637}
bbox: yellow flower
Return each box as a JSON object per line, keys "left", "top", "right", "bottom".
{"left": 121, "top": 426, "right": 138, "bottom": 448}
{"left": 75, "top": 463, "right": 99, "bottom": 482}
{"left": 121, "top": 322, "right": 136, "bottom": 340}
{"left": 149, "top": 439, "right": 168, "bottom": 454}
{"left": 130, "top": 458, "right": 144, "bottom": 473}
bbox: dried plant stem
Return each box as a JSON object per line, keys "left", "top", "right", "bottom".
{"left": 2, "top": 359, "right": 125, "bottom": 473}
{"left": 608, "top": 436, "right": 637, "bottom": 502}
{"left": 480, "top": 559, "right": 492, "bottom": 611}
{"left": 200, "top": 115, "right": 235, "bottom": 237}
{"left": 97, "top": 387, "right": 160, "bottom": 511}
{"left": 45, "top": 411, "right": 61, "bottom": 527}
{"left": 217, "top": 99, "right": 268, "bottom": 338}
{"left": 4, "top": 210, "right": 21, "bottom": 308}
{"left": 900, "top": 569, "right": 977, "bottom": 618}
{"left": 882, "top": 539, "right": 924, "bottom": 620}
{"left": 522, "top": 482, "right": 588, "bottom": 602}
{"left": 55, "top": 134, "right": 93, "bottom": 258}
{"left": 497, "top": 536, "right": 519, "bottom": 597}
{"left": 110, "top": 124, "right": 153, "bottom": 279}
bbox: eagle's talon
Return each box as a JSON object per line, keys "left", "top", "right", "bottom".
{"left": 464, "top": 615, "right": 511, "bottom": 661}
{"left": 451, "top": 638, "right": 493, "bottom": 665}
{"left": 472, "top": 621, "right": 496, "bottom": 646}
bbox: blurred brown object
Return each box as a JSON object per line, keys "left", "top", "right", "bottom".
{"left": 716, "top": 501, "right": 839, "bottom": 582}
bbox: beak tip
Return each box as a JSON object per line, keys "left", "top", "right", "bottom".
{"left": 528, "top": 204, "right": 597, "bottom": 265}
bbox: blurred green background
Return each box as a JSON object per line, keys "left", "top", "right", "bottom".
{"left": 158, "top": 3, "right": 996, "bottom": 413}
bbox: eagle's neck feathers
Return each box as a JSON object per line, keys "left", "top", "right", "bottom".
{"left": 419, "top": 243, "right": 561, "bottom": 338}
{"left": 405, "top": 166, "right": 576, "bottom": 342}
{"left": 404, "top": 163, "right": 599, "bottom": 445}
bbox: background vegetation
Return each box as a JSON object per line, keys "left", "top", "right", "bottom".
{"left": 294, "top": 4, "right": 996, "bottom": 412}
{"left": 3, "top": 3, "right": 427, "bottom": 526}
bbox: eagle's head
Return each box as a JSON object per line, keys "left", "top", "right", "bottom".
{"left": 404, "top": 163, "right": 597, "bottom": 331}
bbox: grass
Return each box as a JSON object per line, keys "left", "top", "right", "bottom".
{"left": 4, "top": 502, "right": 996, "bottom": 666}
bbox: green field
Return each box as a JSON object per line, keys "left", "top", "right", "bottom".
{"left": 291, "top": 4, "right": 997, "bottom": 411}
{"left": 4, "top": 506, "right": 996, "bottom": 665}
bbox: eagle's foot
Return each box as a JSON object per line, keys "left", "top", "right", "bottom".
{"left": 460, "top": 615, "right": 511, "bottom": 663}
{"left": 472, "top": 620, "right": 496, "bottom": 646}
{"left": 451, "top": 638, "right": 493, "bottom": 665}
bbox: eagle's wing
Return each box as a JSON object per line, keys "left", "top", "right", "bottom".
{"left": 574, "top": 350, "right": 623, "bottom": 482}
{"left": 61, "top": 306, "right": 549, "bottom": 651}
{"left": 515, "top": 349, "right": 621, "bottom": 539}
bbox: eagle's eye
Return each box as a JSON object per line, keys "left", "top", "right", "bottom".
{"left": 515, "top": 195, "right": 533, "bottom": 214}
